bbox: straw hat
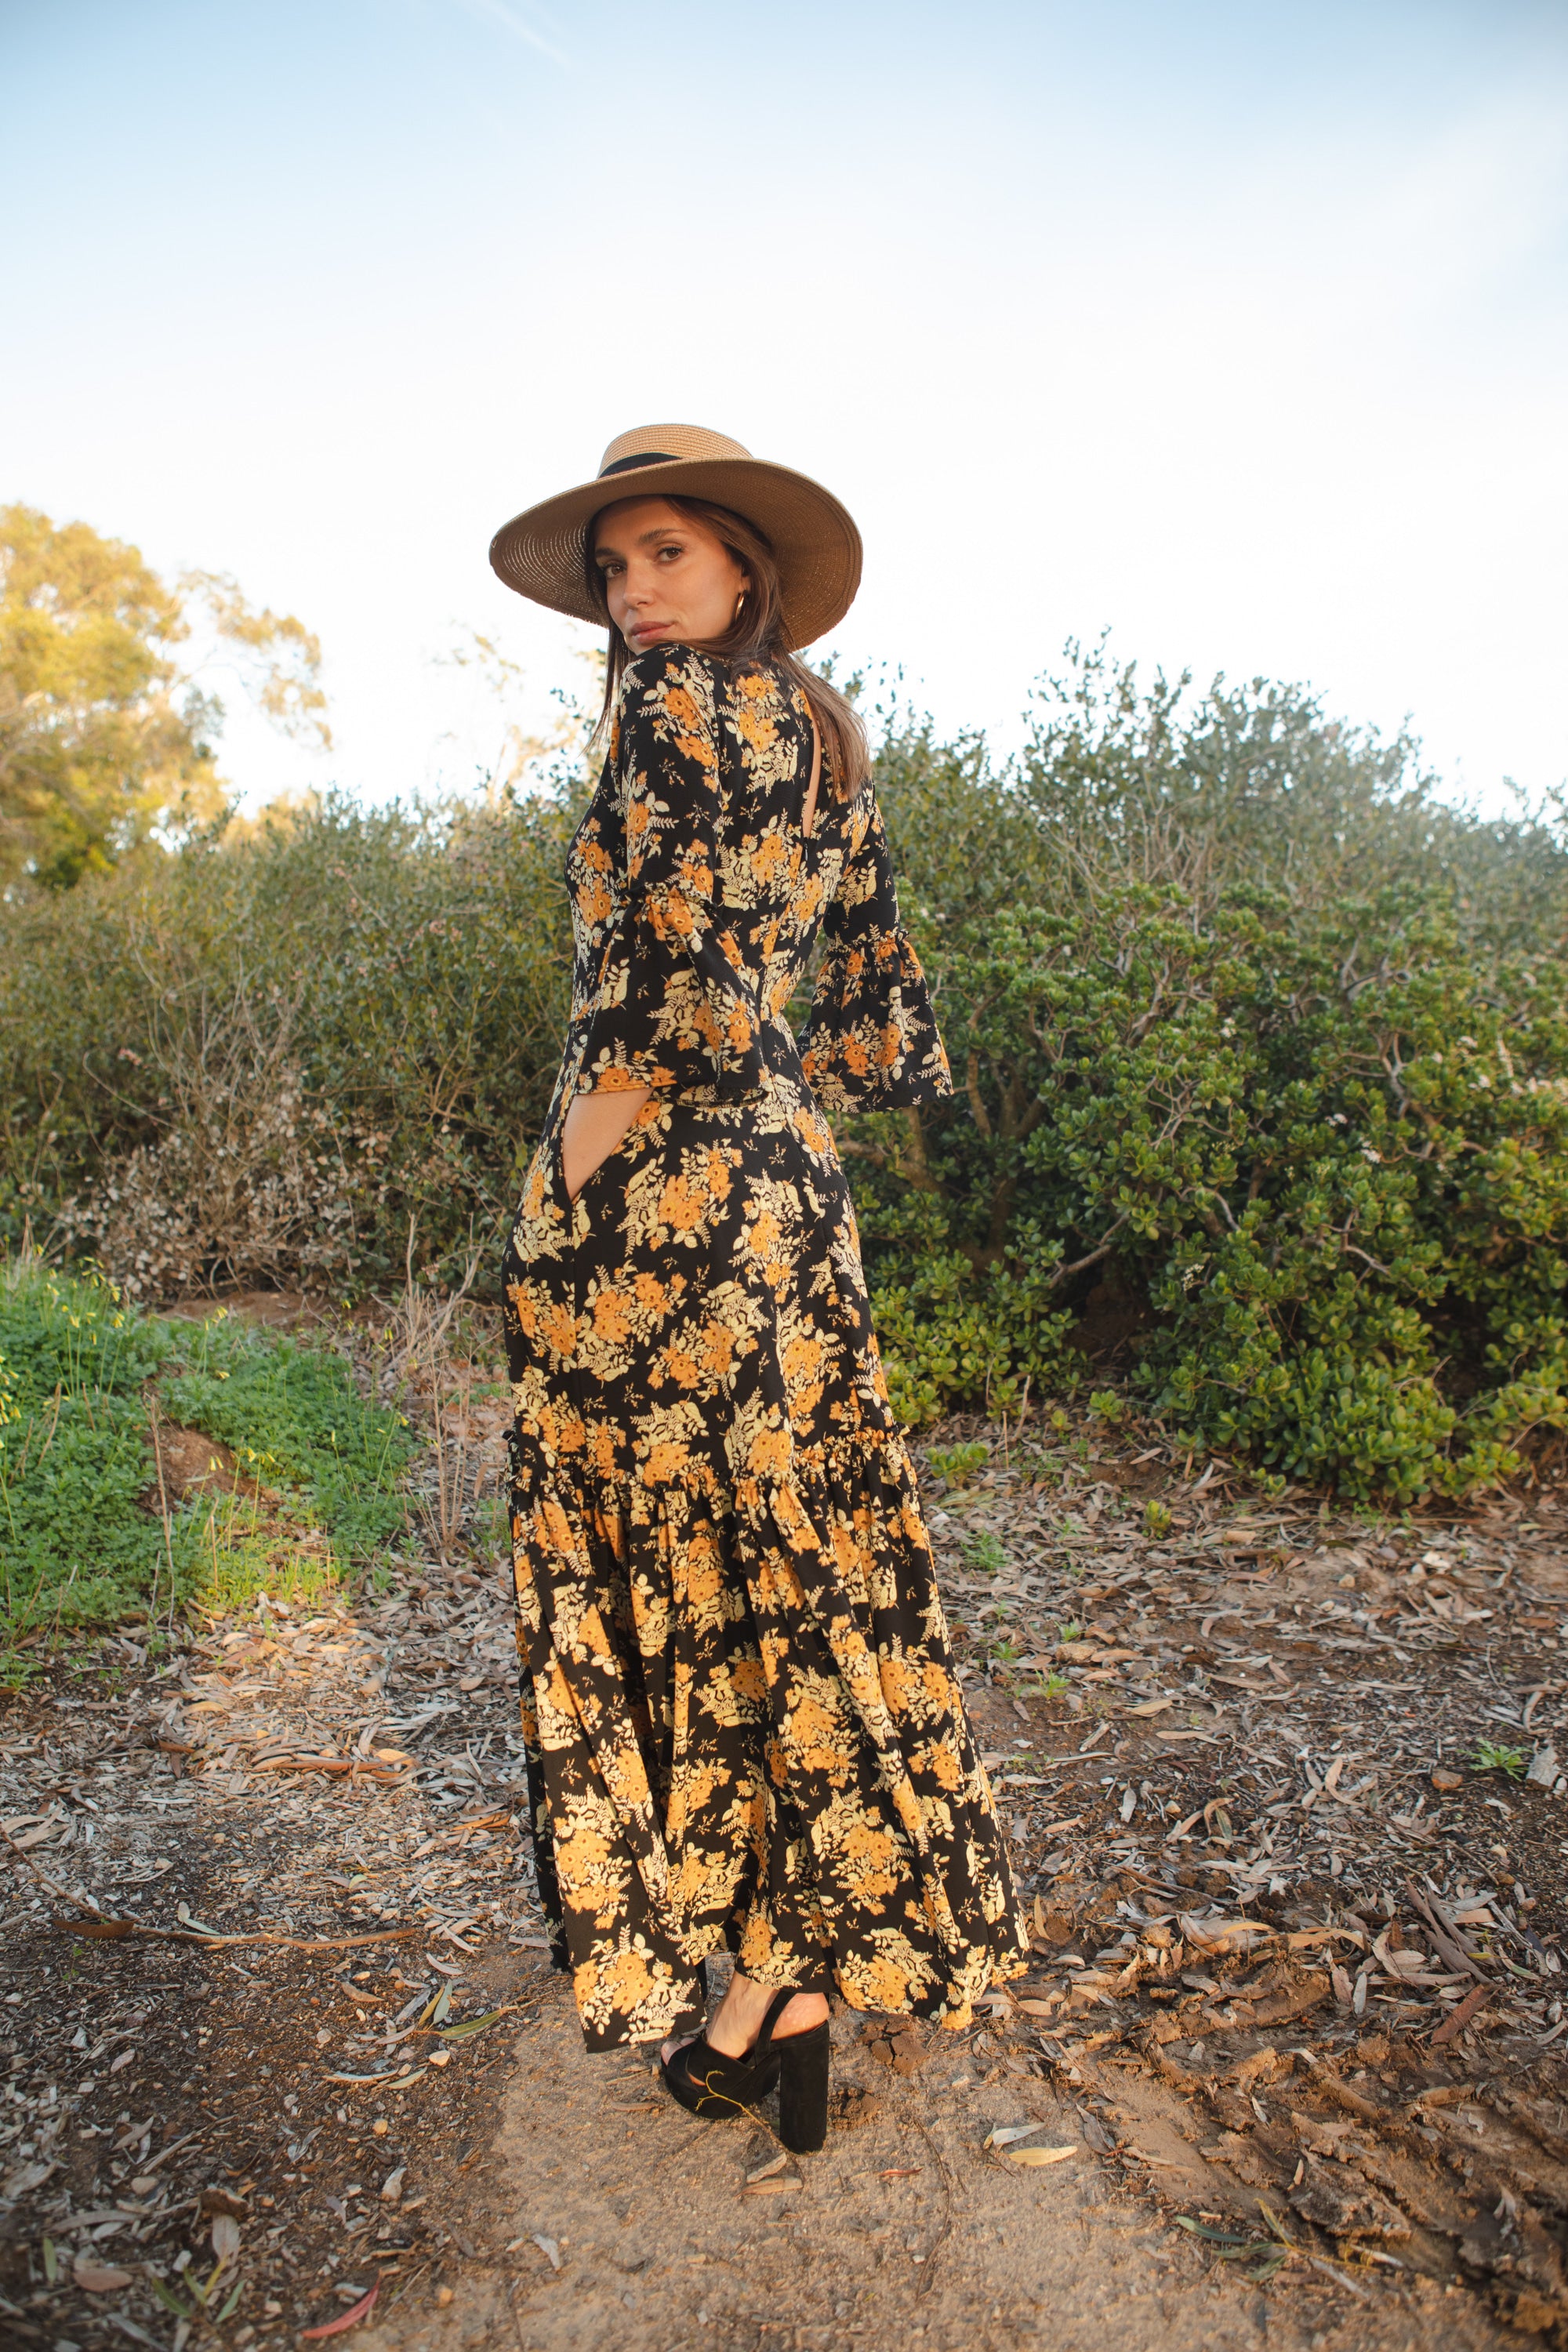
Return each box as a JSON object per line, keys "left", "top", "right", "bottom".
{"left": 488, "top": 423, "right": 862, "bottom": 650}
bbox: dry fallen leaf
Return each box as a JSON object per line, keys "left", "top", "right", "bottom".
{"left": 532, "top": 2234, "right": 562, "bottom": 2270}
{"left": 74, "top": 2262, "right": 134, "bottom": 2292}
{"left": 985, "top": 2122, "right": 1049, "bottom": 2150}
{"left": 746, "top": 2151, "right": 789, "bottom": 2183}
{"left": 1007, "top": 2146, "right": 1077, "bottom": 2168}
{"left": 211, "top": 2212, "right": 241, "bottom": 2265}
{"left": 200, "top": 2186, "right": 249, "bottom": 2220}
{"left": 301, "top": 2283, "right": 380, "bottom": 2339}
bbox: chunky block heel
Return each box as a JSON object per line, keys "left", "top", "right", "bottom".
{"left": 659, "top": 1987, "right": 831, "bottom": 2152}
{"left": 775, "top": 2017, "right": 830, "bottom": 2154}
{"left": 659, "top": 1987, "right": 791, "bottom": 2122}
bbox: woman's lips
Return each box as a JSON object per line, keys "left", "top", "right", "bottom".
{"left": 627, "top": 621, "right": 670, "bottom": 642}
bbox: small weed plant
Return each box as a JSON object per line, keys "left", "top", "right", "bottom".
{"left": 926, "top": 1441, "right": 989, "bottom": 1486}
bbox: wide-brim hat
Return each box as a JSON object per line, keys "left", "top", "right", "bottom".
{"left": 488, "top": 423, "right": 862, "bottom": 651}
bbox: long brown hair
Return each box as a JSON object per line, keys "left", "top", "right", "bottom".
{"left": 586, "top": 495, "right": 869, "bottom": 799}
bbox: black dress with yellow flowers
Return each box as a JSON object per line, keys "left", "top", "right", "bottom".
{"left": 502, "top": 645, "right": 1026, "bottom": 2050}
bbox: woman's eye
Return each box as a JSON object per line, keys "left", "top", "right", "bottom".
{"left": 655, "top": 543, "right": 682, "bottom": 561}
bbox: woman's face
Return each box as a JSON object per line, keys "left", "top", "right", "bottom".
{"left": 591, "top": 498, "right": 749, "bottom": 654}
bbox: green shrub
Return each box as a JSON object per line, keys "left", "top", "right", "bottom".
{"left": 3, "top": 641, "right": 1567, "bottom": 1504}
{"left": 0, "top": 786, "right": 581, "bottom": 1294}
{"left": 850, "top": 875, "right": 1568, "bottom": 1500}
{"left": 851, "top": 648, "right": 1568, "bottom": 1499}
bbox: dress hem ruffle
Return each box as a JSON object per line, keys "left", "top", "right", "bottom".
{"left": 510, "top": 1421, "right": 1028, "bottom": 2051}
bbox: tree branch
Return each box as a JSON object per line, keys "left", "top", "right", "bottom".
{"left": 965, "top": 1048, "right": 993, "bottom": 1140}
{"left": 837, "top": 1133, "right": 948, "bottom": 1196}
{"left": 1046, "top": 1214, "right": 1132, "bottom": 1288}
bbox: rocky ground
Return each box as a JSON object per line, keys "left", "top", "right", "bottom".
{"left": 5, "top": 1308, "right": 1568, "bottom": 2351}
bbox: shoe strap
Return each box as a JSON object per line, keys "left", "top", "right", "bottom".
{"left": 750, "top": 1987, "right": 800, "bottom": 2060}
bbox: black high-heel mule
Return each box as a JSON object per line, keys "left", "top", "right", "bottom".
{"left": 659, "top": 1987, "right": 831, "bottom": 2155}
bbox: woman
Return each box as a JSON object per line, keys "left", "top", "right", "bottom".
{"left": 490, "top": 425, "right": 1026, "bottom": 2154}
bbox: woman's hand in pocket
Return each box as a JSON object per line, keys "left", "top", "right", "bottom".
{"left": 562, "top": 1086, "right": 652, "bottom": 1200}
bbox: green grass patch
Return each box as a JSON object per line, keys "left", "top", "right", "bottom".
{"left": 0, "top": 1263, "right": 413, "bottom": 1672}
{"left": 162, "top": 1310, "right": 412, "bottom": 1557}
{"left": 187, "top": 1503, "right": 345, "bottom": 1621}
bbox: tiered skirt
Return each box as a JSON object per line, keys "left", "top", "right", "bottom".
{"left": 503, "top": 1081, "right": 1026, "bottom": 2049}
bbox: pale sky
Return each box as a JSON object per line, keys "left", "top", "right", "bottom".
{"left": 3, "top": 0, "right": 1566, "bottom": 815}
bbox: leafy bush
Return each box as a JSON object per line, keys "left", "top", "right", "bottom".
{"left": 0, "top": 1264, "right": 412, "bottom": 1652}
{"left": 0, "top": 787, "right": 580, "bottom": 1294}
{"left": 851, "top": 646, "right": 1568, "bottom": 1498}
{"left": 3, "top": 639, "right": 1567, "bottom": 1504}
{"left": 853, "top": 876, "right": 1568, "bottom": 1498}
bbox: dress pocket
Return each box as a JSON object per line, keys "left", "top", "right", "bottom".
{"left": 557, "top": 1098, "right": 662, "bottom": 1219}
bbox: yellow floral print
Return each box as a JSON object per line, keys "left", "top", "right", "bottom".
{"left": 503, "top": 647, "right": 1025, "bottom": 2051}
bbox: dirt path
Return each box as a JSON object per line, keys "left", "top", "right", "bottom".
{"left": 5, "top": 1382, "right": 1568, "bottom": 2350}
{"left": 357, "top": 1962, "right": 1510, "bottom": 2352}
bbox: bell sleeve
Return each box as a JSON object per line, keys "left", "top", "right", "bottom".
{"left": 573, "top": 649, "right": 766, "bottom": 1105}
{"left": 798, "top": 793, "right": 953, "bottom": 1112}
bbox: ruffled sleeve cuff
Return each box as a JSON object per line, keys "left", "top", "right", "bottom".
{"left": 798, "top": 923, "right": 953, "bottom": 1112}
{"left": 575, "top": 905, "right": 768, "bottom": 1105}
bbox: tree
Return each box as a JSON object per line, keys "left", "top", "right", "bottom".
{"left": 0, "top": 504, "right": 329, "bottom": 887}
{"left": 435, "top": 625, "right": 604, "bottom": 797}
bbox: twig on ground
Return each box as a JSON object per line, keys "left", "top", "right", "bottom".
{"left": 1, "top": 1835, "right": 423, "bottom": 1951}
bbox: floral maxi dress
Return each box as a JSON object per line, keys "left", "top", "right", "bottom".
{"left": 503, "top": 645, "right": 1027, "bottom": 2049}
